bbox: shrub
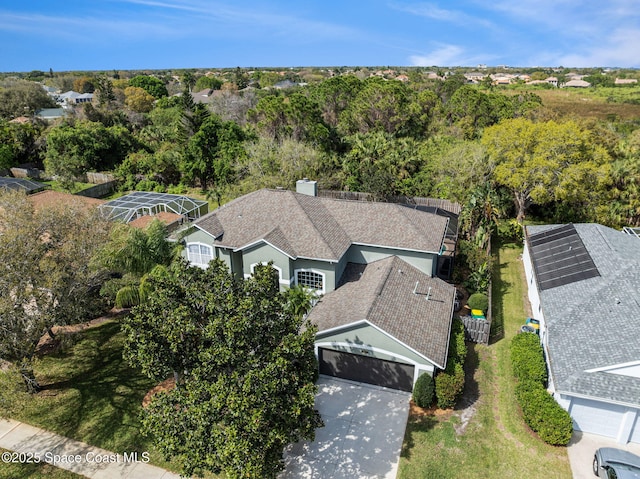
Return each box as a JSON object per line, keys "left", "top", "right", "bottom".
{"left": 511, "top": 333, "right": 548, "bottom": 385}
{"left": 434, "top": 318, "right": 467, "bottom": 409}
{"left": 412, "top": 373, "right": 435, "bottom": 408}
{"left": 467, "top": 292, "right": 489, "bottom": 312}
{"left": 435, "top": 362, "right": 465, "bottom": 409}
{"left": 515, "top": 380, "right": 573, "bottom": 446}
{"left": 450, "top": 318, "right": 467, "bottom": 362}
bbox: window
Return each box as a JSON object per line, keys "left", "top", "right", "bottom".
{"left": 187, "top": 243, "right": 213, "bottom": 268}
{"left": 295, "top": 269, "right": 325, "bottom": 294}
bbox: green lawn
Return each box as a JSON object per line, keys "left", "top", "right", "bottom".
{"left": 398, "top": 238, "right": 572, "bottom": 479}
{"left": 0, "top": 321, "right": 179, "bottom": 474}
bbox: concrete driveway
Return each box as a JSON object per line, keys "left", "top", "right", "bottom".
{"left": 568, "top": 431, "right": 640, "bottom": 478}
{"left": 280, "top": 376, "right": 411, "bottom": 479}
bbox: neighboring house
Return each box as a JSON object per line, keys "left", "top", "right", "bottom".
{"left": 182, "top": 180, "right": 457, "bottom": 391}
{"left": 55, "top": 91, "right": 93, "bottom": 108}
{"left": 615, "top": 78, "right": 638, "bottom": 85}
{"left": 523, "top": 223, "right": 640, "bottom": 444}
{"left": 563, "top": 79, "right": 591, "bottom": 88}
{"left": 35, "top": 108, "right": 66, "bottom": 121}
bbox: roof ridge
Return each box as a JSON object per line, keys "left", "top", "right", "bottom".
{"left": 396, "top": 204, "right": 445, "bottom": 252}
{"left": 293, "top": 192, "right": 350, "bottom": 259}
{"left": 367, "top": 256, "right": 397, "bottom": 318}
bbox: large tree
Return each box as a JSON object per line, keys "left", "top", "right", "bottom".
{"left": 128, "top": 75, "right": 168, "bottom": 99}
{"left": 181, "top": 115, "right": 246, "bottom": 198}
{"left": 0, "top": 191, "right": 112, "bottom": 392}
{"left": 482, "top": 118, "right": 612, "bottom": 221}
{"left": 124, "top": 260, "right": 321, "bottom": 478}
{"left": 44, "top": 120, "right": 136, "bottom": 188}
{"left": 0, "top": 79, "right": 57, "bottom": 119}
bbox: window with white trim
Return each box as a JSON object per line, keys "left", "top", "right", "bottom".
{"left": 295, "top": 269, "right": 325, "bottom": 294}
{"left": 187, "top": 243, "right": 213, "bottom": 268}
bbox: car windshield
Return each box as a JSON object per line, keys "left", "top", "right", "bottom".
{"left": 608, "top": 462, "right": 640, "bottom": 479}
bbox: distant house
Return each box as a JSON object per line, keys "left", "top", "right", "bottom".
{"left": 563, "top": 79, "right": 591, "bottom": 88}
{"left": 523, "top": 223, "right": 640, "bottom": 444}
{"left": 35, "top": 108, "right": 66, "bottom": 121}
{"left": 56, "top": 91, "right": 93, "bottom": 108}
{"left": 271, "top": 79, "right": 299, "bottom": 90}
{"left": 615, "top": 78, "right": 638, "bottom": 85}
{"left": 180, "top": 181, "right": 458, "bottom": 391}
{"left": 464, "top": 72, "right": 486, "bottom": 83}
{"left": 191, "top": 89, "right": 223, "bottom": 104}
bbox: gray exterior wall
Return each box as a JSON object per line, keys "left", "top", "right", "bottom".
{"left": 242, "top": 243, "right": 292, "bottom": 289}
{"left": 315, "top": 322, "right": 436, "bottom": 373}
{"left": 291, "top": 258, "right": 338, "bottom": 294}
{"left": 345, "top": 244, "right": 437, "bottom": 277}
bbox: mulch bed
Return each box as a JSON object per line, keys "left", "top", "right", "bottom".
{"left": 142, "top": 377, "right": 176, "bottom": 408}
{"left": 34, "top": 308, "right": 130, "bottom": 356}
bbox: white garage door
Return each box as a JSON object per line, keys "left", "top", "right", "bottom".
{"left": 630, "top": 415, "right": 640, "bottom": 444}
{"left": 570, "top": 398, "right": 627, "bottom": 438}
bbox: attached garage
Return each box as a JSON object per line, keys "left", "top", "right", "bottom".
{"left": 309, "top": 257, "right": 456, "bottom": 392}
{"left": 318, "top": 348, "right": 415, "bottom": 392}
{"left": 569, "top": 398, "right": 629, "bottom": 438}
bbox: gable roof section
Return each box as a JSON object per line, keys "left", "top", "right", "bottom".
{"left": 310, "top": 256, "right": 455, "bottom": 368}
{"left": 194, "top": 189, "right": 448, "bottom": 261}
{"left": 526, "top": 223, "right": 640, "bottom": 406}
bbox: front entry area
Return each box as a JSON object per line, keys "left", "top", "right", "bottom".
{"left": 318, "top": 348, "right": 415, "bottom": 392}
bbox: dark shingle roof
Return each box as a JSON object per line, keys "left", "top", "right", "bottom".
{"left": 194, "top": 189, "right": 448, "bottom": 260}
{"left": 310, "top": 256, "right": 456, "bottom": 368}
{"left": 526, "top": 223, "right": 640, "bottom": 406}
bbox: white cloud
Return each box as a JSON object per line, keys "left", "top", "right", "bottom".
{"left": 392, "top": 2, "right": 494, "bottom": 29}
{"left": 409, "top": 44, "right": 470, "bottom": 66}
{"left": 555, "top": 28, "right": 640, "bottom": 67}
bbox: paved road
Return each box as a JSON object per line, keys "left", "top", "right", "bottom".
{"left": 0, "top": 418, "right": 180, "bottom": 479}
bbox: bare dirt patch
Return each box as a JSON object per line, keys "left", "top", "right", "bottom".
{"left": 35, "top": 308, "right": 129, "bottom": 355}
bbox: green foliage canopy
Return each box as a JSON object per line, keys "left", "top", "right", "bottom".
{"left": 125, "top": 260, "right": 322, "bottom": 478}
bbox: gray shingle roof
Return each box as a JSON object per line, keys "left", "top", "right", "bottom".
{"left": 309, "top": 256, "right": 456, "bottom": 368}
{"left": 194, "top": 189, "right": 448, "bottom": 261}
{"left": 526, "top": 223, "right": 640, "bottom": 406}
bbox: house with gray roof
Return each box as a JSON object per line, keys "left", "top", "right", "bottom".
{"left": 181, "top": 180, "right": 457, "bottom": 391}
{"left": 523, "top": 223, "right": 640, "bottom": 444}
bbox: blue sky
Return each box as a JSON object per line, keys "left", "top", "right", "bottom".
{"left": 1, "top": 0, "right": 639, "bottom": 72}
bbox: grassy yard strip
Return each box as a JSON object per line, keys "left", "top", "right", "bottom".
{"left": 0, "top": 320, "right": 178, "bottom": 473}
{"left": 398, "top": 239, "right": 571, "bottom": 479}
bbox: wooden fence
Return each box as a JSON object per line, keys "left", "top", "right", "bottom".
{"left": 75, "top": 180, "right": 118, "bottom": 199}
{"left": 460, "top": 315, "right": 491, "bottom": 344}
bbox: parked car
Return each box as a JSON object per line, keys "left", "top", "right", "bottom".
{"left": 593, "top": 447, "right": 640, "bottom": 478}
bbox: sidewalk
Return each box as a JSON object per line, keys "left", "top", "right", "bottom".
{"left": 0, "top": 418, "right": 181, "bottom": 479}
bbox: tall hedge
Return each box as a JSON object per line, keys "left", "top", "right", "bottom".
{"left": 435, "top": 318, "right": 467, "bottom": 409}
{"left": 511, "top": 332, "right": 547, "bottom": 384}
{"left": 412, "top": 373, "right": 435, "bottom": 408}
{"left": 435, "top": 362, "right": 465, "bottom": 409}
{"left": 510, "top": 332, "right": 572, "bottom": 446}
{"left": 515, "top": 380, "right": 573, "bottom": 446}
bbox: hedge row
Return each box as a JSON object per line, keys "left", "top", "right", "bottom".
{"left": 510, "top": 332, "right": 573, "bottom": 446}
{"left": 510, "top": 332, "right": 548, "bottom": 384}
{"left": 515, "top": 380, "right": 573, "bottom": 445}
{"left": 434, "top": 318, "right": 467, "bottom": 409}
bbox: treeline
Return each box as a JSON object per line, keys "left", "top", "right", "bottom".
{"left": 1, "top": 71, "right": 640, "bottom": 227}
